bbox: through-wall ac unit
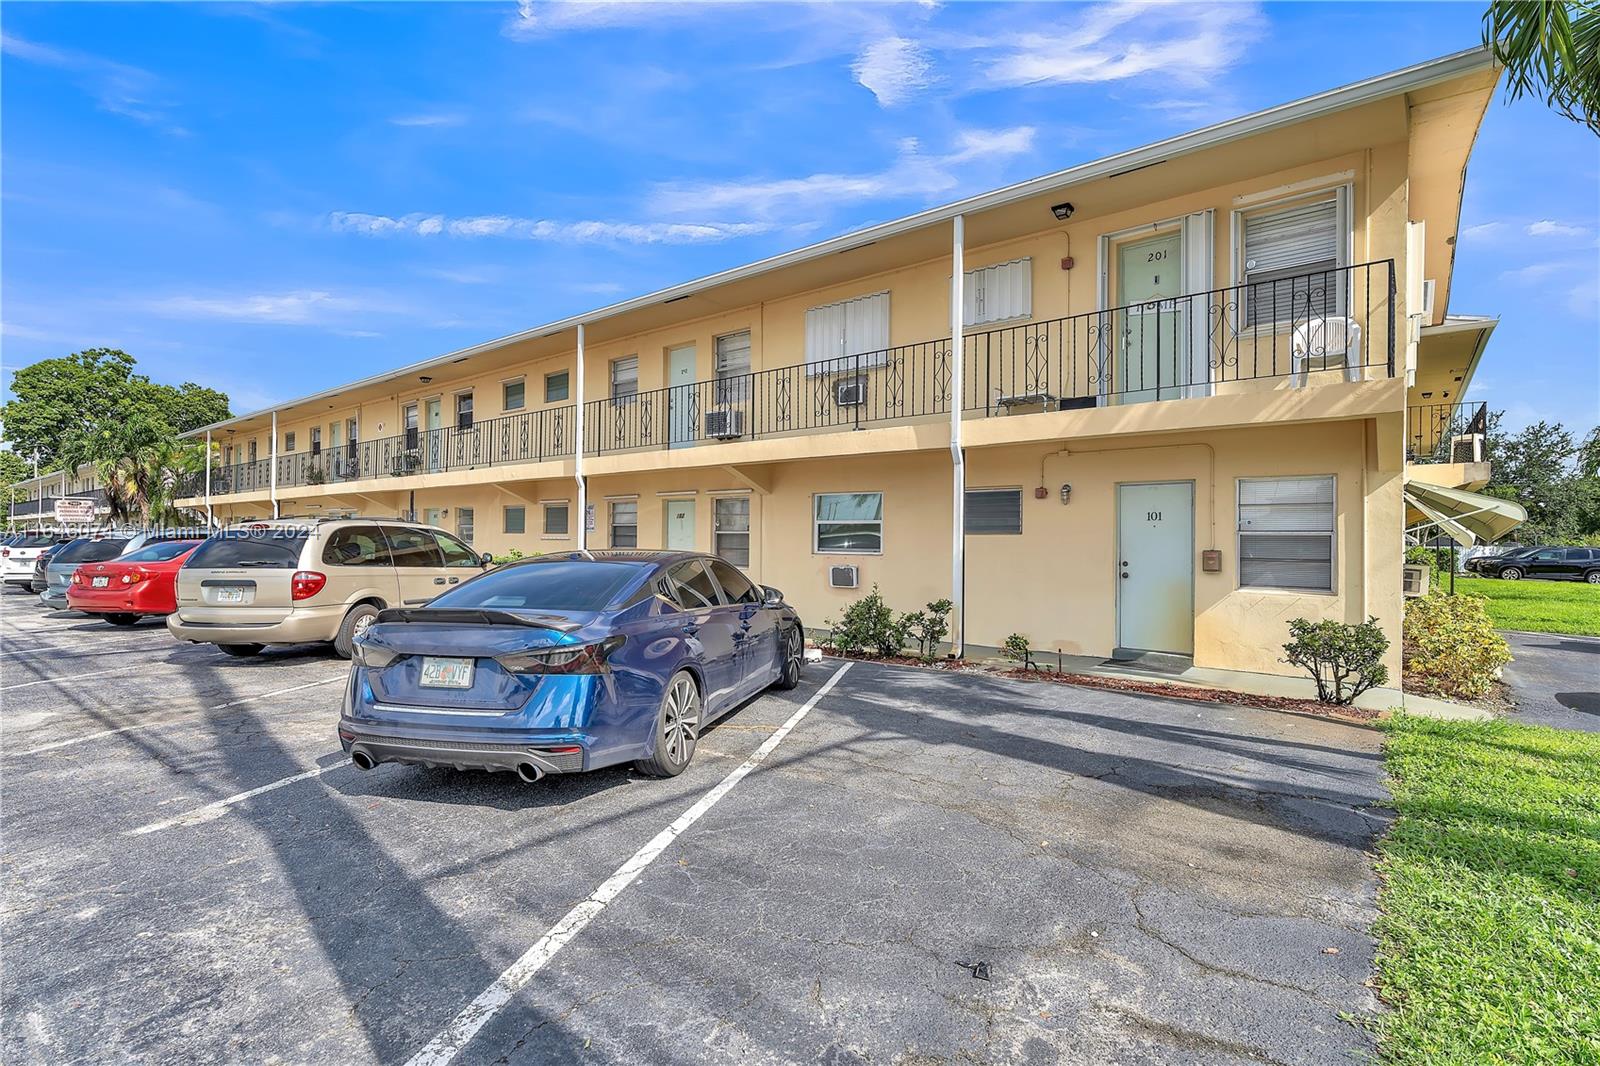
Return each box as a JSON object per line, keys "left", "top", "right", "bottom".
{"left": 834, "top": 377, "right": 867, "bottom": 406}
{"left": 1450, "top": 433, "right": 1484, "bottom": 463}
{"left": 1402, "top": 563, "right": 1430, "bottom": 599}
{"left": 704, "top": 408, "right": 745, "bottom": 440}
{"left": 829, "top": 565, "right": 859, "bottom": 589}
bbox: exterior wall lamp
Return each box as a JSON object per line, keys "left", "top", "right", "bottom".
{"left": 1051, "top": 202, "right": 1074, "bottom": 221}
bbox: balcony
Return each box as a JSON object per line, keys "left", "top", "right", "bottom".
{"left": 8, "top": 490, "right": 110, "bottom": 519}
{"left": 187, "top": 260, "right": 1395, "bottom": 499}
{"left": 1406, "top": 400, "right": 1488, "bottom": 464}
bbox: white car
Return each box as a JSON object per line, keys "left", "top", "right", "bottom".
{"left": 2, "top": 534, "right": 67, "bottom": 589}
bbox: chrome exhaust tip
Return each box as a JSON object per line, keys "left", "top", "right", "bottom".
{"left": 515, "top": 762, "right": 544, "bottom": 783}
{"left": 350, "top": 749, "right": 376, "bottom": 771}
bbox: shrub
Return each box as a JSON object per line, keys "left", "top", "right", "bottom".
{"left": 1403, "top": 593, "right": 1512, "bottom": 699}
{"left": 1404, "top": 545, "right": 1441, "bottom": 583}
{"left": 901, "top": 599, "right": 953, "bottom": 662}
{"left": 1001, "top": 632, "right": 1036, "bottom": 669}
{"left": 491, "top": 548, "right": 527, "bottom": 566}
{"left": 831, "top": 585, "right": 907, "bottom": 658}
{"left": 1281, "top": 616, "right": 1390, "bottom": 705}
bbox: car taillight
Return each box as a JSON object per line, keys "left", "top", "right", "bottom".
{"left": 496, "top": 636, "right": 624, "bottom": 675}
{"left": 291, "top": 571, "right": 327, "bottom": 600}
{"left": 121, "top": 570, "right": 145, "bottom": 585}
{"left": 351, "top": 638, "right": 400, "bottom": 669}
{"left": 71, "top": 571, "right": 84, "bottom": 585}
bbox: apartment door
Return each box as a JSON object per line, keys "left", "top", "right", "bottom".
{"left": 424, "top": 399, "right": 443, "bottom": 471}
{"left": 1116, "top": 482, "right": 1194, "bottom": 656}
{"left": 1116, "top": 232, "right": 1186, "bottom": 404}
{"left": 664, "top": 499, "right": 696, "bottom": 551}
{"left": 667, "top": 344, "right": 697, "bottom": 448}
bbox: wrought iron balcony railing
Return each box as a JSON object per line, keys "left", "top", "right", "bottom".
{"left": 189, "top": 260, "right": 1395, "bottom": 497}
{"left": 1407, "top": 400, "right": 1488, "bottom": 464}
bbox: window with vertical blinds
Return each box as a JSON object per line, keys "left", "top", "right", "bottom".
{"left": 1237, "top": 476, "right": 1335, "bottom": 591}
{"left": 964, "top": 488, "right": 1022, "bottom": 534}
{"left": 963, "top": 259, "right": 1031, "bottom": 326}
{"left": 1241, "top": 197, "right": 1342, "bottom": 326}
{"left": 804, "top": 292, "right": 889, "bottom": 373}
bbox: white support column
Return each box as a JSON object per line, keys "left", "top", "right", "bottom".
{"left": 204, "top": 429, "right": 213, "bottom": 529}
{"left": 949, "top": 214, "right": 966, "bottom": 658}
{"left": 270, "top": 411, "right": 279, "bottom": 519}
{"left": 574, "top": 322, "right": 588, "bottom": 551}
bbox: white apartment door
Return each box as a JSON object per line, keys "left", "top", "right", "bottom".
{"left": 1116, "top": 482, "right": 1194, "bottom": 655}
{"left": 667, "top": 344, "right": 696, "bottom": 448}
{"left": 423, "top": 507, "right": 445, "bottom": 529}
{"left": 664, "top": 499, "right": 696, "bottom": 551}
{"left": 1116, "top": 233, "right": 1186, "bottom": 404}
{"left": 424, "top": 399, "right": 443, "bottom": 471}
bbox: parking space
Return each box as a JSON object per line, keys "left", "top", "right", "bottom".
{"left": 3, "top": 591, "right": 1388, "bottom": 1065}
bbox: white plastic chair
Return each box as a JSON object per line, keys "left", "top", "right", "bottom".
{"left": 1291, "top": 317, "right": 1363, "bottom": 387}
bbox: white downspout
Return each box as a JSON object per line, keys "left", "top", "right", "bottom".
{"left": 574, "top": 322, "right": 587, "bottom": 550}
{"left": 205, "top": 429, "right": 213, "bottom": 529}
{"left": 270, "top": 411, "right": 279, "bottom": 519}
{"left": 950, "top": 214, "right": 966, "bottom": 658}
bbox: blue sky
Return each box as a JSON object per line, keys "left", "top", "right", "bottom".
{"left": 3, "top": 1, "right": 1596, "bottom": 432}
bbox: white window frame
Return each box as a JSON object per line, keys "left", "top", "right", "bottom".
{"left": 713, "top": 330, "right": 752, "bottom": 405}
{"left": 283, "top": 431, "right": 296, "bottom": 453}
{"left": 456, "top": 506, "right": 475, "bottom": 544}
{"left": 713, "top": 494, "right": 751, "bottom": 567}
{"left": 963, "top": 258, "right": 1032, "bottom": 327}
{"left": 1229, "top": 185, "right": 1352, "bottom": 333}
{"left": 454, "top": 390, "right": 475, "bottom": 430}
{"left": 502, "top": 377, "right": 526, "bottom": 413}
{"left": 1236, "top": 475, "right": 1337, "bottom": 594}
{"left": 610, "top": 498, "right": 638, "bottom": 548}
{"left": 813, "top": 491, "right": 884, "bottom": 555}
{"left": 545, "top": 370, "right": 570, "bottom": 403}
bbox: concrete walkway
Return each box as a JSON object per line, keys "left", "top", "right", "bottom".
{"left": 1501, "top": 630, "right": 1600, "bottom": 733}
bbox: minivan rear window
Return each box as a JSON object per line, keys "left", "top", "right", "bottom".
{"left": 429, "top": 560, "right": 643, "bottom": 612}
{"left": 53, "top": 539, "right": 131, "bottom": 564}
{"left": 186, "top": 531, "right": 310, "bottom": 569}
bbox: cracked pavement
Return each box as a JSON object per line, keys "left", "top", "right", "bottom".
{"left": 2, "top": 591, "right": 1389, "bottom": 1064}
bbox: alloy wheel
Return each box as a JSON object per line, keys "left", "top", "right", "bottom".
{"left": 785, "top": 627, "right": 802, "bottom": 676}
{"left": 352, "top": 612, "right": 375, "bottom": 639}
{"left": 661, "top": 675, "right": 700, "bottom": 765}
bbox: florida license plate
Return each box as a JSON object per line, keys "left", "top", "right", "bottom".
{"left": 420, "top": 656, "right": 475, "bottom": 688}
{"left": 91, "top": 576, "right": 109, "bottom": 588}
{"left": 215, "top": 586, "right": 246, "bottom": 604}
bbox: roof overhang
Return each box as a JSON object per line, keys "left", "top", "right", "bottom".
{"left": 1404, "top": 479, "right": 1526, "bottom": 546}
{"left": 1414, "top": 314, "right": 1497, "bottom": 403}
{"left": 185, "top": 46, "right": 1498, "bottom": 439}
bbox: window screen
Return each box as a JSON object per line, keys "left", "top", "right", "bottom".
{"left": 714, "top": 496, "right": 751, "bottom": 566}
{"left": 611, "top": 357, "right": 639, "bottom": 400}
{"left": 503, "top": 380, "right": 525, "bottom": 411}
{"left": 965, "top": 488, "right": 1022, "bottom": 534}
{"left": 1238, "top": 476, "right": 1335, "bottom": 591}
{"left": 544, "top": 503, "right": 570, "bottom": 536}
{"left": 504, "top": 506, "right": 526, "bottom": 535}
{"left": 545, "top": 371, "right": 570, "bottom": 403}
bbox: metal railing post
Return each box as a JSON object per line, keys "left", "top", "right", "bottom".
{"left": 575, "top": 323, "right": 588, "bottom": 550}
{"left": 269, "top": 411, "right": 279, "bottom": 519}
{"left": 950, "top": 213, "right": 966, "bottom": 659}
{"left": 204, "top": 429, "right": 213, "bottom": 529}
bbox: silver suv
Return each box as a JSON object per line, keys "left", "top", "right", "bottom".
{"left": 167, "top": 518, "right": 491, "bottom": 658}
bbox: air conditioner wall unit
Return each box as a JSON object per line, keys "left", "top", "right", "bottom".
{"left": 1450, "top": 433, "right": 1484, "bottom": 463}
{"left": 835, "top": 376, "right": 866, "bottom": 406}
{"left": 704, "top": 408, "right": 745, "bottom": 440}
{"left": 1402, "top": 563, "right": 1430, "bottom": 599}
{"left": 829, "top": 565, "right": 859, "bottom": 589}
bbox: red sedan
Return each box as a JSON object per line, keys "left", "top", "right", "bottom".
{"left": 67, "top": 540, "right": 203, "bottom": 626}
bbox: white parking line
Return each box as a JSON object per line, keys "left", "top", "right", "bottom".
{"left": 1, "top": 665, "right": 143, "bottom": 692}
{"left": 7, "top": 675, "right": 347, "bottom": 756}
{"left": 126, "top": 756, "right": 344, "bottom": 835}
{"left": 403, "top": 662, "right": 853, "bottom": 1066}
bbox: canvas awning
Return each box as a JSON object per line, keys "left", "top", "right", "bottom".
{"left": 1404, "top": 479, "right": 1527, "bottom": 546}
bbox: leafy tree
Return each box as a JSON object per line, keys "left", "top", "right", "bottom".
{"left": 1482, "top": 413, "right": 1600, "bottom": 543}
{"left": 0, "top": 449, "right": 30, "bottom": 523}
{"left": 1483, "top": 0, "right": 1600, "bottom": 133}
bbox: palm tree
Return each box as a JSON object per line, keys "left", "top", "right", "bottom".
{"left": 1483, "top": 1, "right": 1600, "bottom": 133}
{"left": 95, "top": 439, "right": 210, "bottom": 527}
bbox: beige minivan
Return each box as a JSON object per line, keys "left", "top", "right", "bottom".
{"left": 167, "top": 518, "right": 492, "bottom": 658}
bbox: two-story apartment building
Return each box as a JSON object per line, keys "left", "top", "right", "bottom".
{"left": 177, "top": 48, "right": 1511, "bottom": 681}
{"left": 6, "top": 462, "right": 112, "bottom": 529}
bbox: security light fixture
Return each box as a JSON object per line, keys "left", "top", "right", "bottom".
{"left": 420, "top": 376, "right": 433, "bottom": 384}
{"left": 1051, "top": 202, "right": 1075, "bottom": 221}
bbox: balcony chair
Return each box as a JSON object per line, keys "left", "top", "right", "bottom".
{"left": 1290, "top": 316, "right": 1363, "bottom": 388}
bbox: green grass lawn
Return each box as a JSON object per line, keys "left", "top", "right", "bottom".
{"left": 1376, "top": 715, "right": 1600, "bottom": 1064}
{"left": 1451, "top": 575, "right": 1600, "bottom": 637}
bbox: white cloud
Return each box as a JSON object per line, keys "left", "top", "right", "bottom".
{"left": 1566, "top": 281, "right": 1598, "bottom": 316}
{"left": 977, "top": 3, "right": 1263, "bottom": 89}
{"left": 853, "top": 36, "right": 935, "bottom": 107}
{"left": 652, "top": 125, "right": 1036, "bottom": 221}
{"left": 1528, "top": 219, "right": 1588, "bottom": 238}
{"left": 0, "top": 33, "right": 184, "bottom": 134}
{"left": 1459, "top": 221, "right": 1506, "bottom": 242}
{"left": 568, "top": 281, "right": 627, "bottom": 295}
{"left": 138, "top": 290, "right": 399, "bottom": 325}
{"left": 503, "top": 0, "right": 713, "bottom": 41}
{"left": 1499, "top": 262, "right": 1564, "bottom": 284}
{"left": 389, "top": 112, "right": 468, "bottom": 128}
{"left": 328, "top": 212, "right": 771, "bottom": 244}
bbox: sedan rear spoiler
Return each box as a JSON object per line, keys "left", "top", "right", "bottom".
{"left": 374, "top": 607, "right": 584, "bottom": 632}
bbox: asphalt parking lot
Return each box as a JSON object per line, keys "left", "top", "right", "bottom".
{"left": 3, "top": 592, "right": 1390, "bottom": 1065}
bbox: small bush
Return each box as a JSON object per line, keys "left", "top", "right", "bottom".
{"left": 831, "top": 585, "right": 907, "bottom": 658}
{"left": 1001, "top": 632, "right": 1036, "bottom": 669}
{"left": 1403, "top": 593, "right": 1512, "bottom": 699}
{"left": 491, "top": 548, "right": 527, "bottom": 566}
{"left": 1281, "top": 616, "right": 1390, "bottom": 705}
{"left": 1405, "top": 545, "right": 1441, "bottom": 583}
{"left": 901, "top": 599, "right": 953, "bottom": 662}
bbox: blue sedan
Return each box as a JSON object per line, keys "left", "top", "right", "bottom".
{"left": 338, "top": 551, "right": 805, "bottom": 782}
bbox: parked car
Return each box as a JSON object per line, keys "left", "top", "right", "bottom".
{"left": 1486, "top": 546, "right": 1600, "bottom": 583}
{"left": 167, "top": 518, "right": 493, "bottom": 658}
{"left": 40, "top": 536, "right": 133, "bottom": 608}
{"left": 3, "top": 533, "right": 69, "bottom": 589}
{"left": 338, "top": 550, "right": 805, "bottom": 783}
{"left": 66, "top": 540, "right": 204, "bottom": 625}
{"left": 1463, "top": 544, "right": 1533, "bottom": 575}
{"left": 29, "top": 543, "right": 63, "bottom": 594}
